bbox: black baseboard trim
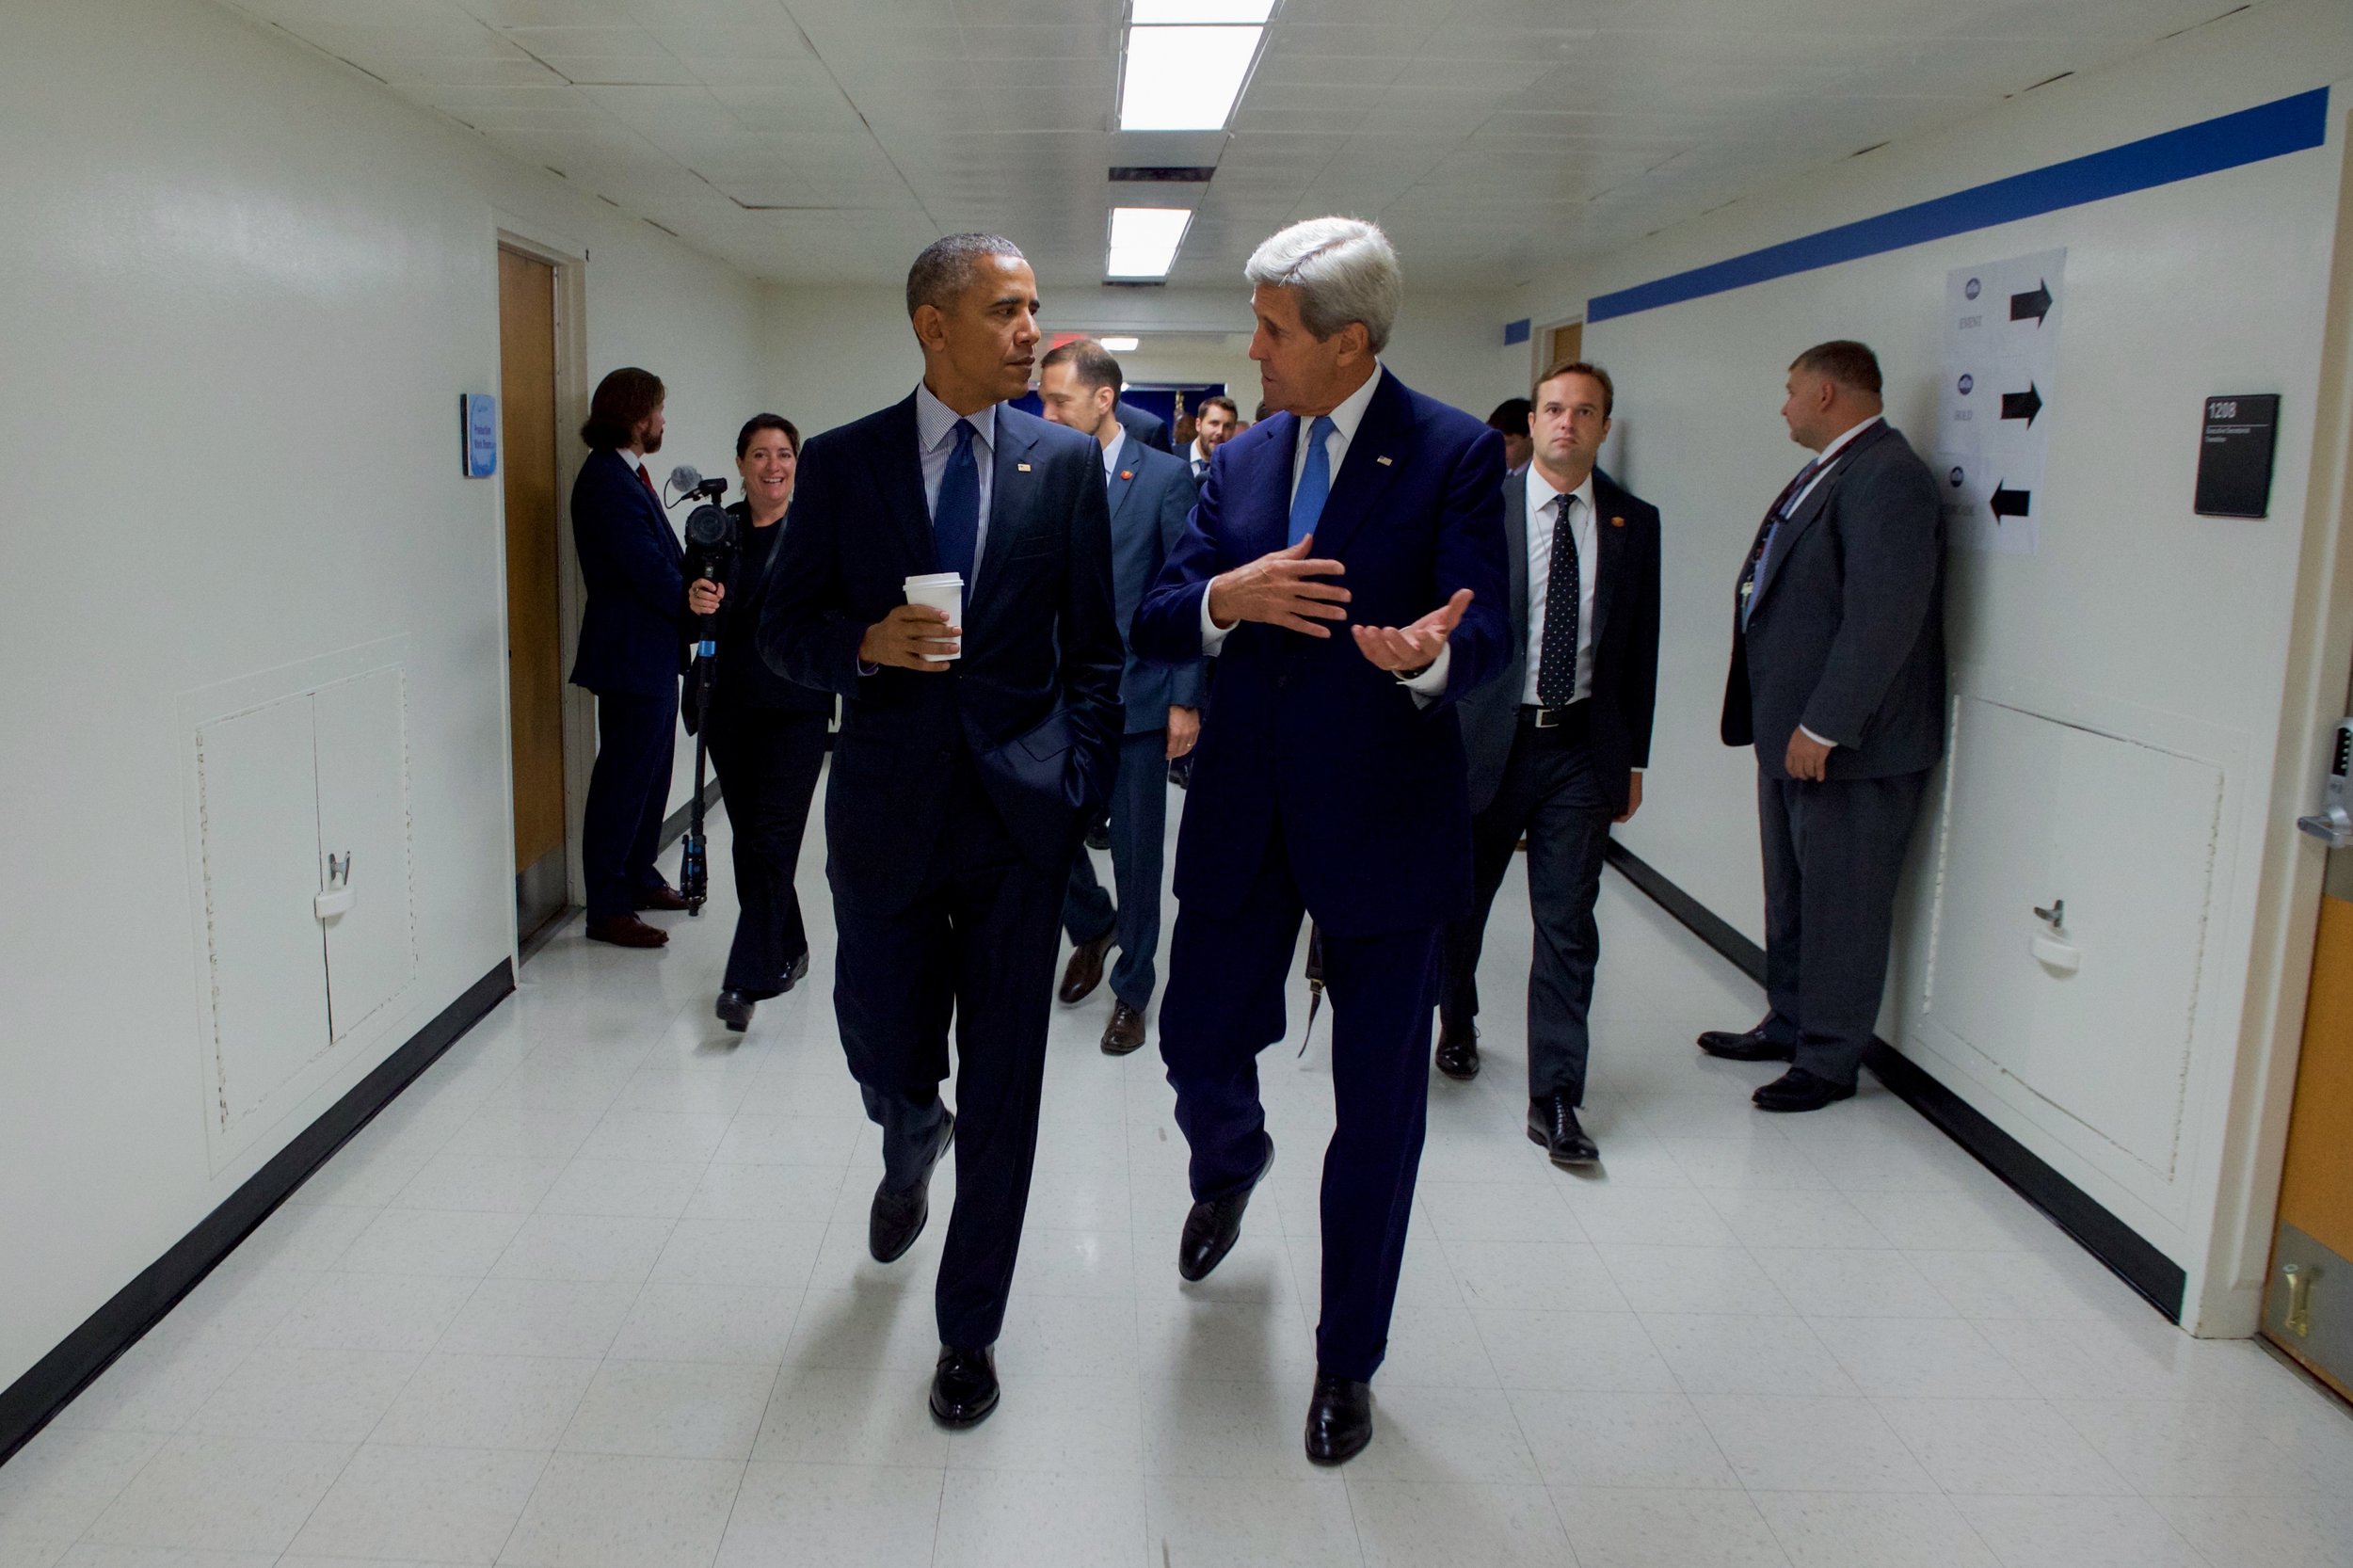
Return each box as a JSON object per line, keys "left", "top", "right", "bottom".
{"left": 0, "top": 959, "right": 516, "bottom": 1467}
{"left": 1602, "top": 840, "right": 2188, "bottom": 1322}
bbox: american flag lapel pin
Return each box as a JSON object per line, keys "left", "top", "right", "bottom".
{"left": 1016, "top": 461, "right": 1032, "bottom": 472}
{"left": 1375, "top": 455, "right": 1393, "bottom": 466}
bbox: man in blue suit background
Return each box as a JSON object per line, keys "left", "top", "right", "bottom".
{"left": 1034, "top": 336, "right": 1203, "bottom": 1058}
{"left": 1132, "top": 217, "right": 1510, "bottom": 1464}
{"left": 569, "top": 367, "right": 716, "bottom": 949}
{"left": 759, "top": 234, "right": 1123, "bottom": 1430}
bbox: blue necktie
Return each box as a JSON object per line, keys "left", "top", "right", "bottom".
{"left": 1288, "top": 415, "right": 1336, "bottom": 546}
{"left": 1741, "top": 452, "right": 1827, "bottom": 630}
{"left": 934, "top": 417, "right": 980, "bottom": 582}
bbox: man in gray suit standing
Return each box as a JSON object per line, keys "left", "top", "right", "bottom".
{"left": 1702, "top": 341, "right": 1945, "bottom": 1112}
{"left": 1037, "top": 337, "right": 1204, "bottom": 1056}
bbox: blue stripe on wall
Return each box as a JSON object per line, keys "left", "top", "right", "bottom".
{"left": 1587, "top": 88, "right": 2330, "bottom": 324}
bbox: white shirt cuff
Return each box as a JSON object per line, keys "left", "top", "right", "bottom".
{"left": 1199, "top": 588, "right": 1234, "bottom": 656}
{"left": 1400, "top": 643, "right": 1451, "bottom": 703}
{"left": 1799, "top": 725, "right": 1836, "bottom": 747}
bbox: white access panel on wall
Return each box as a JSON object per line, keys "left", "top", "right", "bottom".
{"left": 193, "top": 694, "right": 331, "bottom": 1145}
{"left": 1922, "top": 696, "right": 2224, "bottom": 1199}
{"left": 313, "top": 666, "right": 416, "bottom": 1040}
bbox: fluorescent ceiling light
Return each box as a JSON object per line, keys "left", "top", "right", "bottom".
{"left": 1107, "top": 206, "right": 1193, "bottom": 279}
{"left": 1119, "top": 24, "right": 1261, "bottom": 131}
{"left": 1101, "top": 335, "right": 1142, "bottom": 351}
{"left": 1131, "top": 0, "right": 1274, "bottom": 21}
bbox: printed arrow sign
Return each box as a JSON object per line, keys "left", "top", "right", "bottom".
{"left": 2000, "top": 383, "right": 2042, "bottom": 426}
{"left": 2009, "top": 280, "right": 2053, "bottom": 326}
{"left": 1990, "top": 483, "right": 2032, "bottom": 520}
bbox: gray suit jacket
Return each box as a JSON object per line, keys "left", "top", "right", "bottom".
{"left": 1106, "top": 438, "right": 1205, "bottom": 734}
{"left": 1721, "top": 420, "right": 1945, "bottom": 780}
{"left": 1461, "top": 466, "right": 1661, "bottom": 816}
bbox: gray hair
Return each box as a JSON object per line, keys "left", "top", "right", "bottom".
{"left": 1244, "top": 216, "right": 1402, "bottom": 354}
{"left": 906, "top": 232, "right": 1025, "bottom": 319}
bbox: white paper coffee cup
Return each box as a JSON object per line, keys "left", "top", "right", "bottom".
{"left": 904, "top": 571, "right": 964, "bottom": 661}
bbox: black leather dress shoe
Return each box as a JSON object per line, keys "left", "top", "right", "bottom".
{"left": 780, "top": 950, "right": 811, "bottom": 992}
{"left": 1753, "top": 1067, "right": 1856, "bottom": 1112}
{"left": 715, "top": 989, "right": 755, "bottom": 1032}
{"left": 1304, "top": 1373, "right": 1373, "bottom": 1465}
{"left": 1178, "top": 1136, "right": 1274, "bottom": 1282}
{"left": 1528, "top": 1096, "right": 1599, "bottom": 1167}
{"left": 870, "top": 1112, "right": 955, "bottom": 1262}
{"left": 929, "top": 1344, "right": 1000, "bottom": 1429}
{"left": 1101, "top": 1000, "right": 1146, "bottom": 1056}
{"left": 1697, "top": 1020, "right": 1795, "bottom": 1063}
{"left": 1434, "top": 1021, "right": 1480, "bottom": 1081}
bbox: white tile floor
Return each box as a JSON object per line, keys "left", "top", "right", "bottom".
{"left": 5, "top": 783, "right": 2352, "bottom": 1567}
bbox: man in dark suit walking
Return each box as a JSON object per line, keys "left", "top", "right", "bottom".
{"left": 1702, "top": 340, "right": 1945, "bottom": 1112}
{"left": 570, "top": 366, "right": 717, "bottom": 949}
{"left": 1116, "top": 399, "right": 1173, "bottom": 454}
{"left": 1035, "top": 338, "right": 1204, "bottom": 1057}
{"left": 759, "top": 234, "right": 1123, "bottom": 1427}
{"left": 1133, "top": 216, "right": 1509, "bottom": 1465}
{"left": 1437, "top": 361, "right": 1660, "bottom": 1167}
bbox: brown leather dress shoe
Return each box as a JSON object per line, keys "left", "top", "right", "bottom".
{"left": 1058, "top": 928, "right": 1114, "bottom": 1005}
{"left": 586, "top": 914, "right": 667, "bottom": 948}
{"left": 634, "top": 884, "right": 690, "bottom": 912}
{"left": 1101, "top": 1000, "right": 1147, "bottom": 1056}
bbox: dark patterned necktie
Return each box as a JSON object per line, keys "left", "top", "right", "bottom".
{"left": 1535, "top": 492, "right": 1580, "bottom": 707}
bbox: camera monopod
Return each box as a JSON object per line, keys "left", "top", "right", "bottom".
{"left": 670, "top": 467, "right": 736, "bottom": 917}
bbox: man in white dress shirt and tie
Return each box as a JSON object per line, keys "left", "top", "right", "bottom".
{"left": 1439, "top": 361, "right": 1661, "bottom": 1166}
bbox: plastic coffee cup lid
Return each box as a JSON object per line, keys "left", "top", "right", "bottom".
{"left": 904, "top": 571, "right": 964, "bottom": 588}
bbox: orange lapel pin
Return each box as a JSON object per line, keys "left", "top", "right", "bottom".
{"left": 1119, "top": 470, "right": 1133, "bottom": 480}
{"left": 1609, "top": 515, "right": 1625, "bottom": 528}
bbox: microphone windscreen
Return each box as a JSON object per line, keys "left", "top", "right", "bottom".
{"left": 667, "top": 464, "right": 703, "bottom": 492}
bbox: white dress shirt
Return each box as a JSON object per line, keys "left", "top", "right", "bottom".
{"left": 914, "top": 379, "right": 997, "bottom": 586}
{"left": 1778, "top": 413, "right": 1881, "bottom": 748}
{"left": 1199, "top": 365, "right": 1450, "bottom": 698}
{"left": 1522, "top": 464, "right": 1597, "bottom": 706}
{"left": 1100, "top": 427, "right": 1128, "bottom": 485}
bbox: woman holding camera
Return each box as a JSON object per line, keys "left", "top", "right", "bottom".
{"left": 691, "top": 413, "right": 833, "bottom": 1032}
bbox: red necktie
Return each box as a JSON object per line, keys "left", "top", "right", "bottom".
{"left": 635, "top": 462, "right": 658, "bottom": 502}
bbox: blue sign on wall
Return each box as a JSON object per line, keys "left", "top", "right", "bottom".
{"left": 461, "top": 392, "right": 498, "bottom": 478}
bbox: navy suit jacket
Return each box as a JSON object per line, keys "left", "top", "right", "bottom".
{"left": 1721, "top": 421, "right": 1945, "bottom": 780}
{"left": 758, "top": 394, "right": 1124, "bottom": 913}
{"left": 1132, "top": 369, "right": 1511, "bottom": 938}
{"left": 1459, "top": 467, "right": 1661, "bottom": 817}
{"left": 1104, "top": 439, "right": 1206, "bottom": 734}
{"left": 1115, "top": 402, "right": 1172, "bottom": 455}
{"left": 568, "top": 447, "right": 688, "bottom": 696}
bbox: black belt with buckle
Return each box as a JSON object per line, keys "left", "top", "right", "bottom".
{"left": 1520, "top": 701, "right": 1590, "bottom": 731}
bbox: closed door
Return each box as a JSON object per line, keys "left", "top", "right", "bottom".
{"left": 2265, "top": 867, "right": 2353, "bottom": 1399}
{"left": 497, "top": 247, "right": 567, "bottom": 938}
{"left": 1545, "top": 320, "right": 1582, "bottom": 370}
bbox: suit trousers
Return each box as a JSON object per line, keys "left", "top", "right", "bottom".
{"left": 1757, "top": 768, "right": 1930, "bottom": 1086}
{"left": 584, "top": 687, "right": 680, "bottom": 920}
{"left": 1061, "top": 728, "right": 1171, "bottom": 1009}
{"left": 832, "top": 758, "right": 1066, "bottom": 1351}
{"left": 704, "top": 705, "right": 827, "bottom": 997}
{"left": 1159, "top": 835, "right": 1440, "bottom": 1383}
{"left": 1440, "top": 719, "right": 1614, "bottom": 1105}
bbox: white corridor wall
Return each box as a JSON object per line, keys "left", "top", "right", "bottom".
{"left": 0, "top": 0, "right": 762, "bottom": 1394}
{"left": 1511, "top": 0, "right": 2353, "bottom": 1332}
